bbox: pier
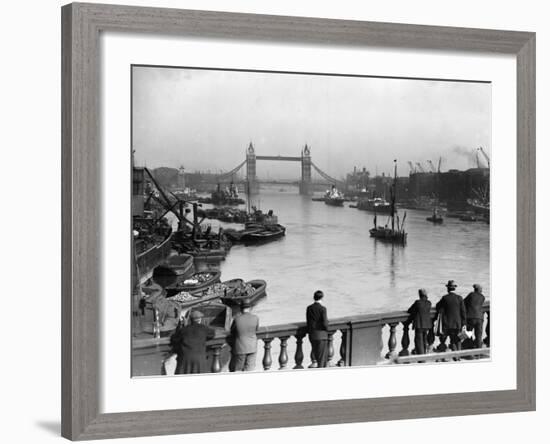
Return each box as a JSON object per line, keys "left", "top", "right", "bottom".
{"left": 132, "top": 301, "right": 490, "bottom": 375}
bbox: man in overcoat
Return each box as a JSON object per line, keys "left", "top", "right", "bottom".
{"left": 170, "top": 310, "right": 215, "bottom": 374}
{"left": 407, "top": 288, "right": 433, "bottom": 355}
{"left": 464, "top": 283, "right": 486, "bottom": 349}
{"left": 435, "top": 280, "right": 467, "bottom": 352}
{"left": 229, "top": 298, "right": 259, "bottom": 372}
{"left": 306, "top": 290, "right": 329, "bottom": 368}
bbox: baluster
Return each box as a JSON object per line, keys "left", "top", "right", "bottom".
{"left": 262, "top": 338, "right": 274, "bottom": 371}
{"left": 153, "top": 308, "right": 160, "bottom": 339}
{"left": 385, "top": 323, "right": 398, "bottom": 359}
{"left": 210, "top": 344, "right": 222, "bottom": 373}
{"left": 337, "top": 330, "right": 347, "bottom": 367}
{"left": 308, "top": 349, "right": 318, "bottom": 368}
{"left": 327, "top": 332, "right": 335, "bottom": 367}
{"left": 278, "top": 336, "right": 289, "bottom": 369}
{"left": 293, "top": 333, "right": 305, "bottom": 369}
{"left": 399, "top": 322, "right": 410, "bottom": 356}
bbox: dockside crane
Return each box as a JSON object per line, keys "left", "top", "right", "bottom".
{"left": 437, "top": 157, "right": 443, "bottom": 173}
{"left": 407, "top": 161, "right": 416, "bottom": 174}
{"left": 415, "top": 162, "right": 426, "bottom": 173}
{"left": 478, "top": 147, "right": 490, "bottom": 169}
{"left": 427, "top": 160, "right": 437, "bottom": 173}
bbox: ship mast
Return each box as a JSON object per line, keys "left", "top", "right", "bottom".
{"left": 391, "top": 159, "right": 397, "bottom": 232}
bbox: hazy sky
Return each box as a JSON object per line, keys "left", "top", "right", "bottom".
{"left": 132, "top": 66, "right": 491, "bottom": 178}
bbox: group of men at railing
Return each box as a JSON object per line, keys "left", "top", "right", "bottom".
{"left": 165, "top": 279, "right": 487, "bottom": 375}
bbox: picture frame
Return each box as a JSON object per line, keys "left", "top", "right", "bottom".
{"left": 61, "top": 2, "right": 535, "bottom": 440}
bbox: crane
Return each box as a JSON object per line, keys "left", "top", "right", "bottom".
{"left": 437, "top": 156, "right": 443, "bottom": 173}
{"left": 427, "top": 160, "right": 437, "bottom": 173}
{"left": 478, "top": 147, "right": 490, "bottom": 169}
{"left": 407, "top": 161, "right": 415, "bottom": 174}
{"left": 415, "top": 162, "right": 426, "bottom": 173}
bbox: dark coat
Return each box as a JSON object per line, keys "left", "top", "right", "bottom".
{"left": 306, "top": 302, "right": 329, "bottom": 340}
{"left": 230, "top": 312, "right": 259, "bottom": 355}
{"left": 435, "top": 292, "right": 466, "bottom": 330}
{"left": 464, "top": 291, "right": 486, "bottom": 321}
{"left": 170, "top": 323, "right": 215, "bottom": 374}
{"left": 407, "top": 299, "right": 432, "bottom": 330}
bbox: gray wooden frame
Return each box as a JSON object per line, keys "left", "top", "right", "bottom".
{"left": 61, "top": 2, "right": 536, "bottom": 440}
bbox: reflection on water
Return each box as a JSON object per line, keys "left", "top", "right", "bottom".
{"left": 201, "top": 188, "right": 489, "bottom": 326}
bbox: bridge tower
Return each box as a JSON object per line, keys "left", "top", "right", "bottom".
{"left": 300, "top": 144, "right": 312, "bottom": 195}
{"left": 246, "top": 142, "right": 259, "bottom": 194}
{"left": 177, "top": 165, "right": 186, "bottom": 190}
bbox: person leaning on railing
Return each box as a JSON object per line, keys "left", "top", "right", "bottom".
{"left": 406, "top": 289, "right": 432, "bottom": 356}
{"left": 464, "top": 284, "right": 486, "bottom": 350}
{"left": 306, "top": 290, "right": 329, "bottom": 368}
{"left": 228, "top": 298, "right": 259, "bottom": 372}
{"left": 435, "top": 280, "right": 467, "bottom": 353}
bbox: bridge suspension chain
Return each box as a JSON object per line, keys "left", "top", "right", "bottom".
{"left": 215, "top": 159, "right": 247, "bottom": 180}
{"left": 311, "top": 162, "right": 345, "bottom": 186}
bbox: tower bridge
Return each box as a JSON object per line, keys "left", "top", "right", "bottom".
{"left": 215, "top": 142, "right": 344, "bottom": 195}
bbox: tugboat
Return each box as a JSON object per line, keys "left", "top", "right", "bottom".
{"left": 357, "top": 196, "right": 392, "bottom": 213}
{"left": 369, "top": 160, "right": 407, "bottom": 244}
{"left": 324, "top": 185, "right": 345, "bottom": 206}
{"left": 211, "top": 182, "right": 245, "bottom": 205}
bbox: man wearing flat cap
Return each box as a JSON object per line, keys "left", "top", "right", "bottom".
{"left": 170, "top": 310, "right": 215, "bottom": 374}
{"left": 229, "top": 298, "right": 259, "bottom": 372}
{"left": 435, "top": 280, "right": 467, "bottom": 353}
{"left": 464, "top": 284, "right": 486, "bottom": 350}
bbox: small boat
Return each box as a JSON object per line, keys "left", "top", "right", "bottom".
{"left": 220, "top": 279, "right": 267, "bottom": 307}
{"left": 357, "top": 197, "right": 392, "bottom": 213}
{"left": 223, "top": 226, "right": 263, "bottom": 242}
{"left": 311, "top": 196, "right": 326, "bottom": 202}
{"left": 426, "top": 215, "right": 444, "bottom": 223}
{"left": 324, "top": 185, "right": 345, "bottom": 206}
{"left": 241, "top": 224, "right": 286, "bottom": 244}
{"left": 168, "top": 278, "right": 244, "bottom": 307}
{"left": 164, "top": 254, "right": 195, "bottom": 278}
{"left": 165, "top": 270, "right": 222, "bottom": 297}
{"left": 426, "top": 209, "right": 444, "bottom": 224}
{"left": 211, "top": 182, "right": 246, "bottom": 206}
{"left": 459, "top": 214, "right": 478, "bottom": 222}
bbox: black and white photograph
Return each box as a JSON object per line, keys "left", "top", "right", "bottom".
{"left": 131, "top": 65, "right": 491, "bottom": 377}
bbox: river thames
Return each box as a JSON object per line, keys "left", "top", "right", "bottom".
{"left": 200, "top": 186, "right": 490, "bottom": 326}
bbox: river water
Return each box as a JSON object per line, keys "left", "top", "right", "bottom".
{"left": 199, "top": 186, "right": 490, "bottom": 327}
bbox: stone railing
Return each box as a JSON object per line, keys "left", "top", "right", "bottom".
{"left": 132, "top": 301, "right": 490, "bottom": 374}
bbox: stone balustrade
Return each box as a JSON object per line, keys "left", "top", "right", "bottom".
{"left": 132, "top": 301, "right": 490, "bottom": 374}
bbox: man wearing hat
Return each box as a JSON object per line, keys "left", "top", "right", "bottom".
{"left": 435, "top": 280, "right": 467, "bottom": 353}
{"left": 306, "top": 290, "right": 329, "bottom": 368}
{"left": 170, "top": 310, "right": 215, "bottom": 374}
{"left": 229, "top": 298, "right": 259, "bottom": 372}
{"left": 464, "top": 284, "right": 486, "bottom": 350}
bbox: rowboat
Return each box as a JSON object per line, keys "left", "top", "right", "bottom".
{"left": 220, "top": 279, "right": 267, "bottom": 307}
{"left": 165, "top": 270, "right": 222, "bottom": 297}
{"left": 241, "top": 225, "right": 286, "bottom": 244}
{"left": 426, "top": 215, "right": 444, "bottom": 223}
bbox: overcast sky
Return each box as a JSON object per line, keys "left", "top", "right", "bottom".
{"left": 132, "top": 66, "right": 491, "bottom": 178}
